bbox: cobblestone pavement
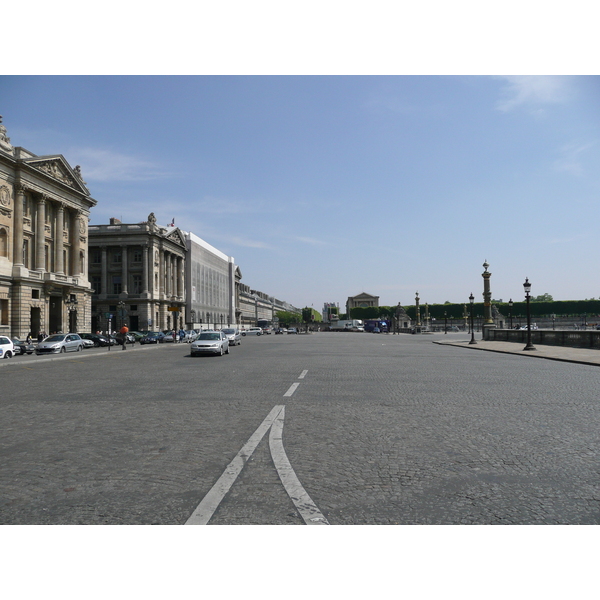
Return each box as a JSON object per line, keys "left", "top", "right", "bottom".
{"left": 1, "top": 332, "right": 599, "bottom": 524}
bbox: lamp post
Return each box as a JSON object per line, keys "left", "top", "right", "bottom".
{"left": 523, "top": 277, "right": 536, "bottom": 351}
{"left": 508, "top": 299, "right": 513, "bottom": 330}
{"left": 415, "top": 292, "right": 421, "bottom": 331}
{"left": 469, "top": 293, "right": 477, "bottom": 344}
{"left": 444, "top": 311, "right": 447, "bottom": 334}
{"left": 552, "top": 313, "right": 556, "bottom": 330}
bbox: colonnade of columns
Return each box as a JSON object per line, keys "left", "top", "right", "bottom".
{"left": 12, "top": 185, "right": 83, "bottom": 276}
{"left": 97, "top": 243, "right": 183, "bottom": 299}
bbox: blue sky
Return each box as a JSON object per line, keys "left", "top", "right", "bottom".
{"left": 2, "top": 74, "right": 599, "bottom": 311}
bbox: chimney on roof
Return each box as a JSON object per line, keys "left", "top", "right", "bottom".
{"left": 109, "top": 218, "right": 122, "bottom": 225}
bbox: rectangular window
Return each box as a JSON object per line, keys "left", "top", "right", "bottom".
{"left": 112, "top": 276, "right": 122, "bottom": 294}
{"left": 132, "top": 274, "right": 142, "bottom": 294}
{"left": 0, "top": 299, "right": 8, "bottom": 325}
{"left": 113, "top": 251, "right": 122, "bottom": 264}
{"left": 32, "top": 289, "right": 40, "bottom": 299}
{"left": 133, "top": 249, "right": 142, "bottom": 263}
{"left": 92, "top": 250, "right": 101, "bottom": 264}
{"left": 92, "top": 276, "right": 101, "bottom": 294}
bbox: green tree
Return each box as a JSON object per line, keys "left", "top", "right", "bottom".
{"left": 532, "top": 293, "right": 553, "bottom": 302}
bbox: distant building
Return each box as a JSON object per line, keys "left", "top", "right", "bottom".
{"left": 0, "top": 116, "right": 97, "bottom": 338}
{"left": 346, "top": 292, "right": 379, "bottom": 315}
{"left": 88, "top": 214, "right": 186, "bottom": 332}
{"left": 183, "top": 230, "right": 238, "bottom": 329}
{"left": 322, "top": 302, "right": 339, "bottom": 322}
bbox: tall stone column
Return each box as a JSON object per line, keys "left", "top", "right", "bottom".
{"left": 142, "top": 245, "right": 149, "bottom": 294}
{"left": 101, "top": 246, "right": 108, "bottom": 297}
{"left": 159, "top": 247, "right": 165, "bottom": 297}
{"left": 121, "top": 245, "right": 128, "bottom": 294}
{"left": 55, "top": 202, "right": 65, "bottom": 274}
{"left": 71, "top": 211, "right": 82, "bottom": 275}
{"left": 177, "top": 256, "right": 184, "bottom": 298}
{"left": 35, "top": 196, "right": 46, "bottom": 271}
{"left": 13, "top": 184, "right": 25, "bottom": 266}
{"left": 482, "top": 260, "right": 496, "bottom": 340}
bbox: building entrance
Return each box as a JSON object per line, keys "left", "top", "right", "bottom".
{"left": 49, "top": 299, "right": 63, "bottom": 333}
{"left": 30, "top": 307, "right": 41, "bottom": 337}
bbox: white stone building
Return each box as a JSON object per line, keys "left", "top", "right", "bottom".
{"left": 0, "top": 116, "right": 97, "bottom": 338}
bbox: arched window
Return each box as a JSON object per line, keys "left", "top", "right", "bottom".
{"left": 0, "top": 227, "right": 8, "bottom": 258}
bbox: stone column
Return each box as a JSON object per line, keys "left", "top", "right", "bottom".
{"left": 121, "top": 245, "right": 128, "bottom": 294}
{"left": 159, "top": 247, "right": 165, "bottom": 296}
{"left": 142, "top": 245, "right": 149, "bottom": 294}
{"left": 101, "top": 246, "right": 108, "bottom": 297}
{"left": 55, "top": 202, "right": 65, "bottom": 274}
{"left": 13, "top": 184, "right": 25, "bottom": 266}
{"left": 35, "top": 196, "right": 46, "bottom": 271}
{"left": 177, "top": 256, "right": 184, "bottom": 298}
{"left": 71, "top": 211, "right": 82, "bottom": 275}
{"left": 482, "top": 260, "right": 496, "bottom": 340}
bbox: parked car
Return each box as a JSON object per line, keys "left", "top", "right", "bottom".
{"left": 78, "top": 332, "right": 111, "bottom": 347}
{"left": 372, "top": 327, "right": 381, "bottom": 333}
{"left": 0, "top": 336, "right": 15, "bottom": 359}
{"left": 221, "top": 328, "right": 242, "bottom": 346}
{"left": 11, "top": 337, "right": 35, "bottom": 355}
{"left": 190, "top": 331, "right": 230, "bottom": 356}
{"left": 262, "top": 327, "right": 273, "bottom": 335}
{"left": 242, "top": 327, "right": 263, "bottom": 336}
{"left": 287, "top": 328, "right": 298, "bottom": 334}
{"left": 35, "top": 333, "right": 84, "bottom": 354}
{"left": 184, "top": 330, "right": 198, "bottom": 342}
{"left": 140, "top": 331, "right": 165, "bottom": 344}
{"left": 128, "top": 331, "right": 147, "bottom": 342}
{"left": 274, "top": 328, "right": 285, "bottom": 334}
{"left": 162, "top": 330, "right": 177, "bottom": 343}
{"left": 81, "top": 338, "right": 95, "bottom": 348}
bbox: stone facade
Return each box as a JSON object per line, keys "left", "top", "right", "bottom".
{"left": 346, "top": 292, "right": 379, "bottom": 315}
{"left": 184, "top": 230, "right": 237, "bottom": 329}
{"left": 88, "top": 215, "right": 186, "bottom": 333}
{"left": 0, "top": 117, "right": 96, "bottom": 339}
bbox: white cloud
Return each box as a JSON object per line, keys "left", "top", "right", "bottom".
{"left": 68, "top": 147, "right": 170, "bottom": 181}
{"left": 553, "top": 141, "right": 595, "bottom": 176}
{"left": 294, "top": 236, "right": 329, "bottom": 246}
{"left": 495, "top": 76, "right": 572, "bottom": 112}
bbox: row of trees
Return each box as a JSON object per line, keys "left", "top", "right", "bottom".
{"left": 347, "top": 299, "right": 600, "bottom": 321}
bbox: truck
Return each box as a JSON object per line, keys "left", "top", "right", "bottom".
{"left": 329, "top": 319, "right": 364, "bottom": 331}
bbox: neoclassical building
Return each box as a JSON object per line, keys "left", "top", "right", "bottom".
{"left": 88, "top": 214, "right": 186, "bottom": 332}
{"left": 0, "top": 116, "right": 97, "bottom": 338}
{"left": 346, "top": 292, "right": 379, "bottom": 315}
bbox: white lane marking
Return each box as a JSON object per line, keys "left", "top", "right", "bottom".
{"left": 185, "top": 405, "right": 285, "bottom": 525}
{"left": 269, "top": 407, "right": 329, "bottom": 525}
{"left": 284, "top": 382, "right": 300, "bottom": 397}
{"left": 298, "top": 370, "right": 308, "bottom": 379}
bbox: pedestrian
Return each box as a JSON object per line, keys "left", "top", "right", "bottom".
{"left": 119, "top": 324, "right": 129, "bottom": 350}
{"left": 26, "top": 332, "right": 32, "bottom": 344}
{"left": 179, "top": 328, "right": 185, "bottom": 343}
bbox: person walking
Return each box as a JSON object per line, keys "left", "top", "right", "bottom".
{"left": 119, "top": 324, "right": 129, "bottom": 350}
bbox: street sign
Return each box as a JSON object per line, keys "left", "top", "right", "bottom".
{"left": 167, "top": 306, "right": 179, "bottom": 312}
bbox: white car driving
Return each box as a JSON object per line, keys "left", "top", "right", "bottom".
{"left": 0, "top": 336, "right": 15, "bottom": 359}
{"left": 190, "top": 331, "right": 230, "bottom": 356}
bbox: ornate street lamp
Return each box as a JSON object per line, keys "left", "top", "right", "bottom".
{"left": 469, "top": 293, "right": 477, "bottom": 344}
{"left": 415, "top": 291, "right": 421, "bottom": 329}
{"left": 444, "top": 311, "right": 447, "bottom": 334}
{"left": 508, "top": 298, "right": 513, "bottom": 330}
{"left": 523, "top": 277, "right": 536, "bottom": 351}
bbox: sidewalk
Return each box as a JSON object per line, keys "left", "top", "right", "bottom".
{"left": 434, "top": 338, "right": 600, "bottom": 367}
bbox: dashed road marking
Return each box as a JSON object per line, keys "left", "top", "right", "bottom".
{"left": 298, "top": 370, "right": 308, "bottom": 379}
{"left": 284, "top": 382, "right": 300, "bottom": 397}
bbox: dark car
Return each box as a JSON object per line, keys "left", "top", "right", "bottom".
{"left": 78, "top": 332, "right": 111, "bottom": 347}
{"left": 11, "top": 338, "right": 35, "bottom": 355}
{"left": 140, "top": 331, "right": 165, "bottom": 344}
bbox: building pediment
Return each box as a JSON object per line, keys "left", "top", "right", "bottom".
{"left": 350, "top": 292, "right": 379, "bottom": 301}
{"left": 164, "top": 227, "right": 187, "bottom": 248}
{"left": 24, "top": 155, "right": 90, "bottom": 195}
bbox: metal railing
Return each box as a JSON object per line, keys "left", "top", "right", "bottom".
{"left": 485, "top": 328, "right": 600, "bottom": 349}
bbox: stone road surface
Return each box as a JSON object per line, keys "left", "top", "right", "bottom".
{"left": 1, "top": 331, "right": 599, "bottom": 524}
